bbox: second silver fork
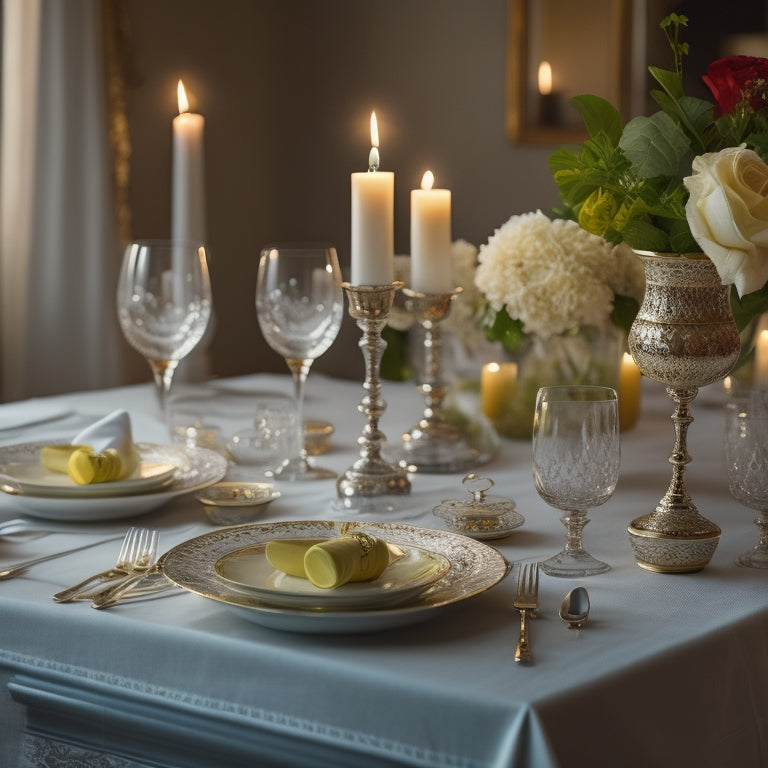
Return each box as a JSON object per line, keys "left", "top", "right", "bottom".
{"left": 90, "top": 531, "right": 160, "bottom": 609}
{"left": 53, "top": 527, "right": 157, "bottom": 602}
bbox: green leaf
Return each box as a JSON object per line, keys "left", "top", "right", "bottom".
{"left": 620, "top": 112, "right": 694, "bottom": 179}
{"left": 746, "top": 131, "right": 768, "bottom": 163}
{"left": 570, "top": 94, "right": 623, "bottom": 146}
{"left": 667, "top": 218, "right": 699, "bottom": 253}
{"left": 484, "top": 306, "right": 526, "bottom": 353}
{"left": 610, "top": 294, "right": 640, "bottom": 336}
{"left": 649, "top": 66, "right": 684, "bottom": 101}
{"left": 731, "top": 282, "right": 768, "bottom": 332}
{"left": 680, "top": 96, "right": 714, "bottom": 137}
{"left": 619, "top": 218, "right": 671, "bottom": 251}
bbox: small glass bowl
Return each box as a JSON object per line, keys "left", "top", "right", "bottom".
{"left": 304, "top": 420, "right": 334, "bottom": 455}
{"left": 432, "top": 473, "right": 524, "bottom": 540}
{"left": 196, "top": 482, "right": 280, "bottom": 526}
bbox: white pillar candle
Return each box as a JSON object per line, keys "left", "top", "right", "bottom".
{"left": 410, "top": 170, "right": 452, "bottom": 293}
{"left": 172, "top": 80, "right": 206, "bottom": 244}
{"left": 350, "top": 112, "right": 394, "bottom": 285}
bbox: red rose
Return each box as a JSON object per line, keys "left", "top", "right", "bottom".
{"left": 703, "top": 55, "right": 768, "bottom": 115}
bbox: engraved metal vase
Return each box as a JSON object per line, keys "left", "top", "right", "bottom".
{"left": 627, "top": 252, "right": 740, "bottom": 572}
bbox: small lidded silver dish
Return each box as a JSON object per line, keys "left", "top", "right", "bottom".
{"left": 432, "top": 473, "right": 524, "bottom": 540}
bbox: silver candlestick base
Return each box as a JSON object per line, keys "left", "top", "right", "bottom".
{"left": 393, "top": 287, "right": 480, "bottom": 474}
{"left": 336, "top": 283, "right": 411, "bottom": 509}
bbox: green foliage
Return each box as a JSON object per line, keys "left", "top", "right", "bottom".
{"left": 483, "top": 305, "right": 526, "bottom": 353}
{"left": 731, "top": 287, "right": 768, "bottom": 332}
{"left": 550, "top": 13, "right": 768, "bottom": 260}
{"left": 610, "top": 294, "right": 640, "bottom": 337}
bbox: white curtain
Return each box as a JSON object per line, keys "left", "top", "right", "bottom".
{"left": 0, "top": 0, "right": 125, "bottom": 402}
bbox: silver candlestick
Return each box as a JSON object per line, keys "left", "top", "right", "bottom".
{"left": 394, "top": 287, "right": 480, "bottom": 473}
{"left": 336, "top": 283, "right": 411, "bottom": 508}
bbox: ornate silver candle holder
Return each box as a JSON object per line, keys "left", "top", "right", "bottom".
{"left": 393, "top": 287, "right": 481, "bottom": 473}
{"left": 336, "top": 283, "right": 411, "bottom": 509}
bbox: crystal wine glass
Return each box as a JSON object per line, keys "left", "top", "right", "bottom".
{"left": 725, "top": 392, "right": 768, "bottom": 568}
{"left": 117, "top": 240, "right": 212, "bottom": 416}
{"left": 256, "top": 244, "right": 343, "bottom": 480}
{"left": 532, "top": 385, "right": 620, "bottom": 577}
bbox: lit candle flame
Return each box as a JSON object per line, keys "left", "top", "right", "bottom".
{"left": 370, "top": 111, "right": 379, "bottom": 148}
{"left": 177, "top": 80, "right": 190, "bottom": 114}
{"left": 538, "top": 61, "right": 552, "bottom": 96}
{"left": 421, "top": 170, "right": 434, "bottom": 191}
{"left": 368, "top": 111, "right": 380, "bottom": 171}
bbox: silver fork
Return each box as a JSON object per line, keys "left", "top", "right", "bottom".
{"left": 513, "top": 563, "right": 539, "bottom": 663}
{"left": 89, "top": 550, "right": 173, "bottom": 609}
{"left": 53, "top": 527, "right": 144, "bottom": 602}
{"left": 90, "top": 530, "right": 159, "bottom": 609}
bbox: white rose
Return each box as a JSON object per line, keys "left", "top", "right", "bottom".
{"left": 684, "top": 146, "right": 768, "bottom": 297}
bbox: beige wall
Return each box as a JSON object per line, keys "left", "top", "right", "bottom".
{"left": 122, "top": 0, "right": 569, "bottom": 382}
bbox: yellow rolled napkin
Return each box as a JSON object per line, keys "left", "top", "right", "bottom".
{"left": 41, "top": 409, "right": 140, "bottom": 485}
{"left": 264, "top": 539, "right": 327, "bottom": 578}
{"left": 265, "top": 534, "right": 392, "bottom": 589}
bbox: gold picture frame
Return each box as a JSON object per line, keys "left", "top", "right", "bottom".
{"left": 506, "top": 0, "right": 632, "bottom": 144}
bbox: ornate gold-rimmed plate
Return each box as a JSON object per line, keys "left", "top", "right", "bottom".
{"left": 214, "top": 541, "right": 451, "bottom": 610}
{"left": 162, "top": 521, "right": 511, "bottom": 633}
{"left": 0, "top": 442, "right": 227, "bottom": 521}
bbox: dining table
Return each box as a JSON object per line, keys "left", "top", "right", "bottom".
{"left": 0, "top": 371, "right": 766, "bottom": 768}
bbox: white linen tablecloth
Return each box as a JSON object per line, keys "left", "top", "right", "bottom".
{"left": 0, "top": 374, "right": 766, "bottom": 768}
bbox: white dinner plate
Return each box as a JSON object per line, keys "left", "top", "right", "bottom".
{"left": 1, "top": 453, "right": 176, "bottom": 498}
{"left": 0, "top": 442, "right": 227, "bottom": 521}
{"left": 214, "top": 541, "right": 451, "bottom": 610}
{"left": 162, "top": 521, "right": 511, "bottom": 633}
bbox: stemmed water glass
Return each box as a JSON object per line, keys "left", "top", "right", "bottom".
{"left": 117, "top": 240, "right": 212, "bottom": 416}
{"left": 725, "top": 392, "right": 768, "bottom": 568}
{"left": 256, "top": 244, "right": 343, "bottom": 480}
{"left": 532, "top": 385, "right": 620, "bottom": 577}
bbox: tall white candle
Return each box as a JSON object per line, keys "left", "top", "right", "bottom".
{"left": 410, "top": 170, "right": 452, "bottom": 293}
{"left": 350, "top": 111, "right": 394, "bottom": 285}
{"left": 172, "top": 80, "right": 206, "bottom": 244}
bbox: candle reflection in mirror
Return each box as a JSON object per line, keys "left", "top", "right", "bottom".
{"left": 537, "top": 60, "right": 560, "bottom": 126}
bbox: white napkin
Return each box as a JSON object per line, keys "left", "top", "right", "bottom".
{"left": 71, "top": 409, "right": 139, "bottom": 480}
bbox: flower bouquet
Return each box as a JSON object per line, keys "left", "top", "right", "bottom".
{"left": 475, "top": 211, "right": 644, "bottom": 437}
{"left": 549, "top": 13, "right": 768, "bottom": 335}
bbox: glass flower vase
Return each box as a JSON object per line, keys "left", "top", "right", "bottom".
{"left": 481, "top": 325, "right": 622, "bottom": 440}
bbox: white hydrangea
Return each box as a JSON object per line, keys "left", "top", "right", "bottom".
{"left": 475, "top": 211, "right": 644, "bottom": 339}
{"left": 444, "top": 239, "right": 485, "bottom": 346}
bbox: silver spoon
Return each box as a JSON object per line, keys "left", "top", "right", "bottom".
{"left": 559, "top": 586, "right": 590, "bottom": 629}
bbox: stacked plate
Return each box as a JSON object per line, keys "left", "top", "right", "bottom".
{"left": 162, "top": 520, "right": 511, "bottom": 633}
{"left": 0, "top": 441, "right": 227, "bottom": 521}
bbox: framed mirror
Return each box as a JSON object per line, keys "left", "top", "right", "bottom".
{"left": 506, "top": 0, "right": 632, "bottom": 144}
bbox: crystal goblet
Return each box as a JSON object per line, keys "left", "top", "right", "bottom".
{"left": 117, "top": 240, "right": 212, "bottom": 417}
{"left": 256, "top": 244, "right": 343, "bottom": 481}
{"left": 532, "top": 385, "right": 620, "bottom": 577}
{"left": 725, "top": 392, "right": 768, "bottom": 568}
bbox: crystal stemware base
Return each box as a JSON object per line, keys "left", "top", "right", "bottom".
{"left": 540, "top": 510, "right": 610, "bottom": 577}
{"left": 540, "top": 550, "right": 610, "bottom": 578}
{"left": 269, "top": 457, "right": 337, "bottom": 482}
{"left": 734, "top": 509, "right": 768, "bottom": 568}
